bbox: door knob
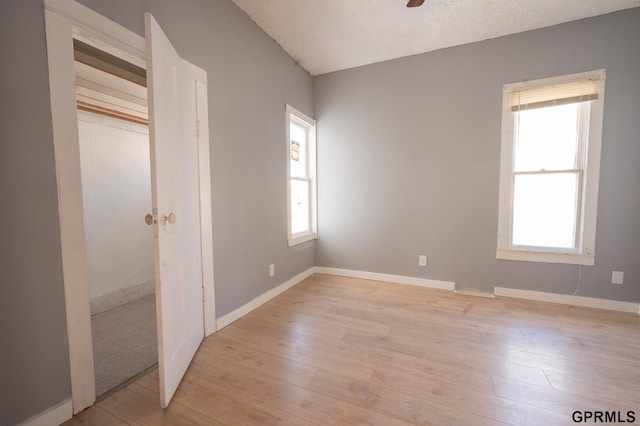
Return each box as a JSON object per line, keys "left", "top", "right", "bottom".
{"left": 161, "top": 213, "right": 176, "bottom": 225}
{"left": 144, "top": 214, "right": 154, "bottom": 226}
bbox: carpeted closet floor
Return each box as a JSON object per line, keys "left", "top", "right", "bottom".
{"left": 91, "top": 294, "right": 158, "bottom": 398}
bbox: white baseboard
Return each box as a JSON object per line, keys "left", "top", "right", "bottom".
{"left": 90, "top": 278, "right": 155, "bottom": 315}
{"left": 216, "top": 267, "right": 316, "bottom": 330}
{"left": 20, "top": 399, "right": 72, "bottom": 426}
{"left": 314, "top": 267, "right": 455, "bottom": 291}
{"left": 494, "top": 287, "right": 639, "bottom": 314}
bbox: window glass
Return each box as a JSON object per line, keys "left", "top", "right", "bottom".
{"left": 514, "top": 103, "right": 580, "bottom": 172}
{"left": 290, "top": 179, "right": 310, "bottom": 235}
{"left": 290, "top": 121, "right": 307, "bottom": 178}
{"left": 512, "top": 173, "right": 578, "bottom": 248}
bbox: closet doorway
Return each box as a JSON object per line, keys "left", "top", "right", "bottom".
{"left": 45, "top": 2, "right": 216, "bottom": 412}
{"left": 74, "top": 40, "right": 157, "bottom": 398}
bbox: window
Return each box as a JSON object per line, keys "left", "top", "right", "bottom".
{"left": 497, "top": 70, "right": 606, "bottom": 265}
{"left": 286, "top": 104, "right": 317, "bottom": 246}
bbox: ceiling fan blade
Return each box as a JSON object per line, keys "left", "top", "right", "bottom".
{"left": 407, "top": 0, "right": 425, "bottom": 7}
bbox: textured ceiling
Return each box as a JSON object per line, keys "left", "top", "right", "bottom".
{"left": 232, "top": 0, "right": 640, "bottom": 76}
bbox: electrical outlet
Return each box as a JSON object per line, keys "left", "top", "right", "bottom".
{"left": 269, "top": 264, "right": 275, "bottom": 277}
{"left": 612, "top": 271, "right": 624, "bottom": 285}
{"left": 418, "top": 255, "right": 427, "bottom": 267}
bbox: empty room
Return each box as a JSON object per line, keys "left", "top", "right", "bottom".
{"left": 1, "top": 0, "right": 639, "bottom": 425}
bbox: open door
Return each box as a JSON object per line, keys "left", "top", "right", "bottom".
{"left": 146, "top": 13, "right": 206, "bottom": 407}
{"left": 45, "top": 1, "right": 215, "bottom": 413}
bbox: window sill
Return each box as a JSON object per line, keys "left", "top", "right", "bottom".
{"left": 288, "top": 232, "right": 317, "bottom": 247}
{"left": 496, "top": 248, "right": 594, "bottom": 266}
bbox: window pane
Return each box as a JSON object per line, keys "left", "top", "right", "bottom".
{"left": 290, "top": 179, "right": 310, "bottom": 235}
{"left": 290, "top": 122, "right": 307, "bottom": 178}
{"left": 514, "top": 103, "right": 581, "bottom": 172}
{"left": 512, "top": 173, "right": 578, "bottom": 249}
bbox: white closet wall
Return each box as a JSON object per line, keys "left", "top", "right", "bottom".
{"left": 78, "top": 111, "right": 154, "bottom": 314}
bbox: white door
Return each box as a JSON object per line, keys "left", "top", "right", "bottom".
{"left": 145, "top": 13, "right": 205, "bottom": 407}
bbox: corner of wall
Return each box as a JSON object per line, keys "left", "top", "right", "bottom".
{"left": 19, "top": 399, "right": 72, "bottom": 426}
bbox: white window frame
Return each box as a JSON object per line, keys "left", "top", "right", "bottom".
{"left": 286, "top": 104, "right": 317, "bottom": 246}
{"left": 496, "top": 69, "right": 606, "bottom": 266}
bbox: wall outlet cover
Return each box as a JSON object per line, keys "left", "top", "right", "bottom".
{"left": 612, "top": 271, "right": 624, "bottom": 285}
{"left": 418, "top": 255, "right": 427, "bottom": 267}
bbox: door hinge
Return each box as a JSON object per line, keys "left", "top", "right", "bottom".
{"left": 196, "top": 119, "right": 200, "bottom": 139}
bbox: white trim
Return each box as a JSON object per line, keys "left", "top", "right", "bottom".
{"left": 494, "top": 287, "right": 639, "bottom": 314}
{"left": 44, "top": 7, "right": 96, "bottom": 413}
{"left": 196, "top": 79, "right": 216, "bottom": 337}
{"left": 216, "top": 267, "right": 316, "bottom": 329}
{"left": 496, "top": 69, "right": 606, "bottom": 266}
{"left": 20, "top": 399, "right": 72, "bottom": 426}
{"left": 45, "top": 0, "right": 145, "bottom": 65}
{"left": 89, "top": 278, "right": 155, "bottom": 315}
{"left": 288, "top": 232, "right": 318, "bottom": 247}
{"left": 314, "top": 267, "right": 455, "bottom": 291}
{"left": 285, "top": 104, "right": 317, "bottom": 247}
{"left": 496, "top": 249, "right": 595, "bottom": 266}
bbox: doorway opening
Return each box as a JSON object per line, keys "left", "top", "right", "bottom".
{"left": 45, "top": 1, "right": 216, "bottom": 413}
{"left": 74, "top": 39, "right": 157, "bottom": 399}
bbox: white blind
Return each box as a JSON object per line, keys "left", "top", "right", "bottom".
{"left": 510, "top": 78, "right": 599, "bottom": 111}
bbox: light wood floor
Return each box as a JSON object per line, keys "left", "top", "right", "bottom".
{"left": 64, "top": 274, "right": 640, "bottom": 425}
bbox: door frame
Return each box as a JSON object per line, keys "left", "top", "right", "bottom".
{"left": 44, "top": 0, "right": 216, "bottom": 414}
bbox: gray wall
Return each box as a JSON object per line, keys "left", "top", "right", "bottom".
{"left": 1, "top": 0, "right": 313, "bottom": 423}
{"left": 76, "top": 0, "right": 316, "bottom": 318}
{"left": 314, "top": 8, "right": 640, "bottom": 303}
{"left": 0, "top": 1, "right": 71, "bottom": 424}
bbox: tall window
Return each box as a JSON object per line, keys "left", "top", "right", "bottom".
{"left": 497, "top": 70, "right": 606, "bottom": 265}
{"left": 286, "top": 104, "right": 317, "bottom": 246}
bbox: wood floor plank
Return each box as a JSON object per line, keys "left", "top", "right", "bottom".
{"left": 262, "top": 383, "right": 411, "bottom": 426}
{"left": 297, "top": 329, "right": 496, "bottom": 394}
{"left": 65, "top": 274, "right": 640, "bottom": 425}
{"left": 368, "top": 365, "right": 567, "bottom": 425}
{"left": 135, "top": 368, "right": 159, "bottom": 392}
{"left": 62, "top": 406, "right": 127, "bottom": 426}
{"left": 491, "top": 375, "right": 634, "bottom": 415}
{"left": 240, "top": 307, "right": 349, "bottom": 339}
{"left": 97, "top": 382, "right": 222, "bottom": 425}
{"left": 544, "top": 369, "right": 640, "bottom": 407}
{"left": 174, "top": 375, "right": 312, "bottom": 425}
{"left": 190, "top": 346, "right": 406, "bottom": 425}
{"left": 199, "top": 336, "right": 320, "bottom": 388}
{"left": 342, "top": 328, "right": 553, "bottom": 388}
{"left": 218, "top": 322, "right": 376, "bottom": 382}
{"left": 309, "top": 369, "right": 509, "bottom": 426}
{"left": 258, "top": 301, "right": 392, "bottom": 335}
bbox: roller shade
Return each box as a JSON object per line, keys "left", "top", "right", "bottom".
{"left": 510, "top": 78, "right": 599, "bottom": 112}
